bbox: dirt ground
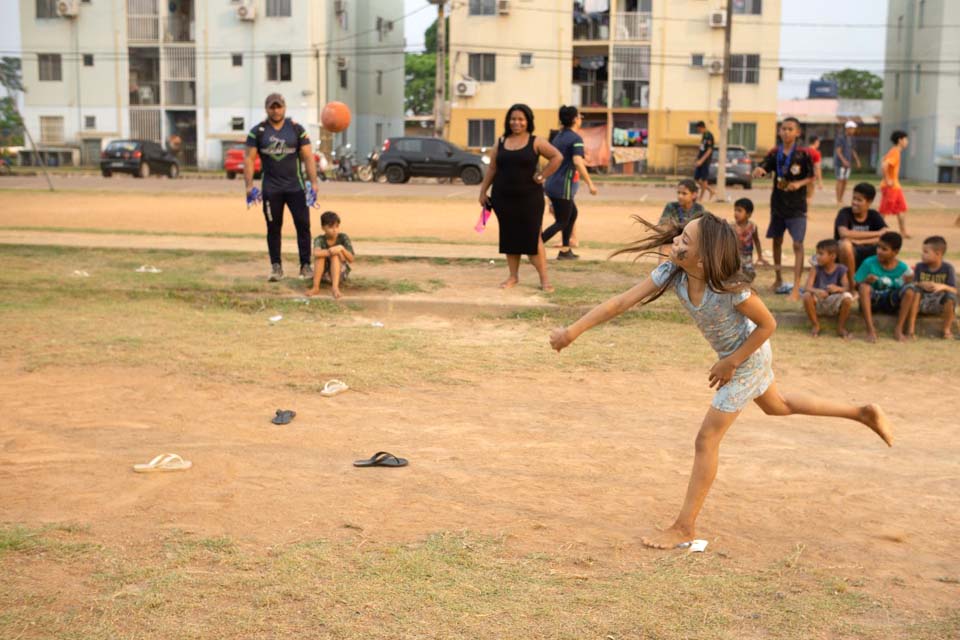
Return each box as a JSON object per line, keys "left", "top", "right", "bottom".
{"left": 1, "top": 189, "right": 959, "bottom": 637}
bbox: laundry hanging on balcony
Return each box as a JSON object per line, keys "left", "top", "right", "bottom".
{"left": 577, "top": 55, "right": 606, "bottom": 71}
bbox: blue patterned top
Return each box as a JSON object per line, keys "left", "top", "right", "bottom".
{"left": 651, "top": 261, "right": 759, "bottom": 358}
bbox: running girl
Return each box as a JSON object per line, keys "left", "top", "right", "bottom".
{"left": 549, "top": 213, "right": 893, "bottom": 550}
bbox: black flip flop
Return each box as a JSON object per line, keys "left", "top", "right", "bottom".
{"left": 353, "top": 451, "right": 408, "bottom": 468}
{"left": 272, "top": 409, "right": 296, "bottom": 425}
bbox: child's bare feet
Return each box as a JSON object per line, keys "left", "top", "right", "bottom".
{"left": 865, "top": 331, "right": 878, "bottom": 344}
{"left": 893, "top": 328, "right": 907, "bottom": 342}
{"left": 944, "top": 330, "right": 955, "bottom": 340}
{"left": 305, "top": 288, "right": 322, "bottom": 297}
{"left": 331, "top": 288, "right": 343, "bottom": 300}
{"left": 640, "top": 524, "right": 694, "bottom": 550}
{"left": 788, "top": 288, "right": 801, "bottom": 303}
{"left": 837, "top": 328, "right": 851, "bottom": 340}
{"left": 771, "top": 280, "right": 783, "bottom": 294}
{"left": 810, "top": 323, "right": 821, "bottom": 337}
{"left": 499, "top": 277, "right": 519, "bottom": 289}
{"left": 540, "top": 282, "right": 554, "bottom": 293}
{"left": 859, "top": 404, "right": 894, "bottom": 447}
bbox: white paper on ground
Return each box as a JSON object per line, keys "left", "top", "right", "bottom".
{"left": 689, "top": 539, "right": 708, "bottom": 552}
{"left": 269, "top": 315, "right": 283, "bottom": 323}
{"left": 371, "top": 321, "right": 384, "bottom": 328}
{"left": 135, "top": 265, "right": 162, "bottom": 273}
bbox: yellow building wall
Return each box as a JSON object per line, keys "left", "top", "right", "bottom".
{"left": 448, "top": 108, "right": 561, "bottom": 150}
{"left": 647, "top": 110, "right": 779, "bottom": 172}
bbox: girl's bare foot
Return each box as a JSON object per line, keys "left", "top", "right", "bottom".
{"left": 865, "top": 331, "right": 878, "bottom": 344}
{"left": 540, "top": 282, "right": 554, "bottom": 293}
{"left": 944, "top": 330, "right": 954, "bottom": 340}
{"left": 810, "top": 324, "right": 821, "bottom": 337}
{"left": 640, "top": 524, "right": 694, "bottom": 550}
{"left": 859, "top": 404, "right": 894, "bottom": 447}
{"left": 837, "top": 328, "right": 851, "bottom": 340}
{"left": 331, "top": 288, "right": 342, "bottom": 300}
{"left": 499, "top": 277, "right": 519, "bottom": 289}
{"left": 305, "top": 288, "right": 322, "bottom": 297}
{"left": 893, "top": 328, "right": 907, "bottom": 342}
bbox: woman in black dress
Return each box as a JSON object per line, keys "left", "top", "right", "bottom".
{"left": 478, "top": 104, "right": 562, "bottom": 291}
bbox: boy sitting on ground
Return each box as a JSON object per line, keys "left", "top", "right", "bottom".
{"left": 802, "top": 239, "right": 854, "bottom": 338}
{"left": 732, "top": 198, "right": 767, "bottom": 281}
{"left": 855, "top": 231, "right": 912, "bottom": 343}
{"left": 306, "top": 211, "right": 354, "bottom": 300}
{"left": 834, "top": 182, "right": 887, "bottom": 291}
{"left": 897, "top": 235, "right": 957, "bottom": 340}
{"left": 657, "top": 178, "right": 705, "bottom": 263}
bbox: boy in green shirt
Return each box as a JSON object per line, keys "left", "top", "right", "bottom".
{"left": 307, "top": 211, "right": 355, "bottom": 300}
{"left": 855, "top": 231, "right": 912, "bottom": 343}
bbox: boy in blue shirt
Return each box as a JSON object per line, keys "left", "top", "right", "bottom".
{"left": 856, "top": 231, "right": 912, "bottom": 343}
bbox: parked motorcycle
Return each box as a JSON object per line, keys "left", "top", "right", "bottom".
{"left": 357, "top": 148, "right": 379, "bottom": 183}
{"left": 331, "top": 143, "right": 358, "bottom": 181}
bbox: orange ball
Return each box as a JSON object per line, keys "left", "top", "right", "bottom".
{"left": 321, "top": 101, "right": 351, "bottom": 133}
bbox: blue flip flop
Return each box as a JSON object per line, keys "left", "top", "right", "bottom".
{"left": 775, "top": 283, "right": 794, "bottom": 295}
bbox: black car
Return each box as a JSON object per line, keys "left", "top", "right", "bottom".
{"left": 378, "top": 137, "right": 488, "bottom": 184}
{"left": 100, "top": 139, "right": 179, "bottom": 178}
{"left": 707, "top": 145, "right": 752, "bottom": 189}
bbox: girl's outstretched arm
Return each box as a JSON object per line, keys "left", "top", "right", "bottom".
{"left": 550, "top": 275, "right": 662, "bottom": 351}
{"left": 708, "top": 293, "right": 777, "bottom": 388}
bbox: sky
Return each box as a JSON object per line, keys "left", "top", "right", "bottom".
{"left": 402, "top": 0, "right": 888, "bottom": 99}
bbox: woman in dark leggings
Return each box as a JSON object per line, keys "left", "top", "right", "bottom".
{"left": 541, "top": 105, "right": 598, "bottom": 260}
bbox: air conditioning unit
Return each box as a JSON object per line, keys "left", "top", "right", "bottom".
{"left": 56, "top": 0, "right": 80, "bottom": 17}
{"left": 337, "top": 57, "right": 349, "bottom": 70}
{"left": 707, "top": 58, "right": 724, "bottom": 75}
{"left": 498, "top": 0, "right": 511, "bottom": 15}
{"left": 709, "top": 11, "right": 727, "bottom": 28}
{"left": 455, "top": 79, "right": 477, "bottom": 97}
{"left": 237, "top": 1, "right": 256, "bottom": 21}
{"left": 334, "top": 0, "right": 346, "bottom": 15}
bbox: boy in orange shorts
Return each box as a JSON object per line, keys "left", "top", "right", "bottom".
{"left": 880, "top": 131, "right": 910, "bottom": 238}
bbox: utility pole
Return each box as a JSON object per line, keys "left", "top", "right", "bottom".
{"left": 430, "top": 0, "right": 447, "bottom": 139}
{"left": 716, "top": 0, "right": 734, "bottom": 202}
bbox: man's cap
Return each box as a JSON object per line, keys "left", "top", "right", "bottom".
{"left": 844, "top": 120, "right": 857, "bottom": 128}
{"left": 265, "top": 93, "right": 286, "bottom": 108}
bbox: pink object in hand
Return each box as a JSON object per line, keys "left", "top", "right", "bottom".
{"left": 474, "top": 207, "right": 492, "bottom": 233}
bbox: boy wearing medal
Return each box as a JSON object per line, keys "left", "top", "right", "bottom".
{"left": 753, "top": 117, "right": 814, "bottom": 302}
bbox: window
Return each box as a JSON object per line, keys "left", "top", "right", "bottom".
{"left": 36, "top": 0, "right": 57, "bottom": 18}
{"left": 468, "top": 119, "right": 496, "bottom": 147}
{"left": 375, "top": 123, "right": 383, "bottom": 147}
{"left": 691, "top": 53, "right": 704, "bottom": 68}
{"left": 83, "top": 54, "right": 94, "bottom": 67}
{"left": 916, "top": 64, "right": 921, "bottom": 93}
{"left": 266, "top": 0, "right": 291, "bottom": 17}
{"left": 894, "top": 72, "right": 900, "bottom": 98}
{"left": 688, "top": 121, "right": 701, "bottom": 136}
{"left": 84, "top": 115, "right": 96, "bottom": 129}
{"left": 339, "top": 69, "right": 348, "bottom": 89}
{"left": 40, "top": 116, "right": 64, "bottom": 144}
{"left": 519, "top": 53, "right": 533, "bottom": 68}
{"left": 376, "top": 17, "right": 384, "bottom": 42}
{"left": 266, "top": 54, "right": 291, "bottom": 81}
{"left": 729, "top": 122, "right": 757, "bottom": 150}
{"left": 423, "top": 140, "right": 449, "bottom": 157}
{"left": 728, "top": 54, "right": 760, "bottom": 84}
{"left": 376, "top": 70, "right": 383, "bottom": 95}
{"left": 897, "top": 15, "right": 903, "bottom": 42}
{"left": 395, "top": 139, "right": 423, "bottom": 152}
{"left": 955, "top": 127, "right": 960, "bottom": 157}
{"left": 469, "top": 0, "right": 496, "bottom": 15}
{"left": 232, "top": 53, "right": 243, "bottom": 67}
{"left": 231, "top": 117, "right": 244, "bottom": 131}
{"left": 732, "top": 0, "right": 762, "bottom": 14}
{"left": 38, "top": 54, "right": 62, "bottom": 81}
{"left": 468, "top": 53, "right": 496, "bottom": 82}
{"left": 919, "top": 0, "right": 925, "bottom": 28}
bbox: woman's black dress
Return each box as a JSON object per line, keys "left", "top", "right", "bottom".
{"left": 491, "top": 135, "right": 544, "bottom": 255}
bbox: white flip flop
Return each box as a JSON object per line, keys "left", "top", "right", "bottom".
{"left": 320, "top": 379, "right": 349, "bottom": 397}
{"left": 133, "top": 453, "right": 192, "bottom": 473}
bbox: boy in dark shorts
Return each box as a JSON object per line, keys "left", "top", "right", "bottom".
{"left": 855, "top": 231, "right": 912, "bottom": 343}
{"left": 898, "top": 236, "right": 957, "bottom": 340}
{"left": 802, "top": 239, "right": 854, "bottom": 338}
{"left": 752, "top": 117, "right": 814, "bottom": 302}
{"left": 306, "top": 211, "right": 354, "bottom": 300}
{"left": 693, "top": 121, "right": 715, "bottom": 202}
{"left": 731, "top": 197, "right": 766, "bottom": 281}
{"left": 834, "top": 182, "right": 887, "bottom": 291}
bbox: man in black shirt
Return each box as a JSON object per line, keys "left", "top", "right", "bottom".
{"left": 753, "top": 117, "right": 814, "bottom": 302}
{"left": 693, "top": 121, "right": 715, "bottom": 202}
{"left": 245, "top": 93, "right": 321, "bottom": 282}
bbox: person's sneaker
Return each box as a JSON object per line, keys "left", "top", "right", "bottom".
{"left": 557, "top": 250, "right": 580, "bottom": 261}
{"left": 299, "top": 264, "right": 313, "bottom": 279}
{"left": 268, "top": 263, "right": 283, "bottom": 282}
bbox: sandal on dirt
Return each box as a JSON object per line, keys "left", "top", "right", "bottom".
{"left": 774, "top": 283, "right": 794, "bottom": 295}
{"left": 272, "top": 409, "right": 296, "bottom": 425}
{"left": 353, "top": 451, "right": 408, "bottom": 468}
{"left": 321, "top": 379, "right": 349, "bottom": 397}
{"left": 133, "top": 453, "right": 192, "bottom": 473}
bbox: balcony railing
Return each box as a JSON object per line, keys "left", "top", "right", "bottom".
{"left": 164, "top": 80, "right": 196, "bottom": 106}
{"left": 574, "top": 13, "right": 609, "bottom": 41}
{"left": 165, "top": 15, "right": 194, "bottom": 42}
{"left": 612, "top": 80, "right": 649, "bottom": 108}
{"left": 574, "top": 81, "right": 608, "bottom": 108}
{"left": 128, "top": 15, "right": 159, "bottom": 41}
{"left": 129, "top": 81, "right": 161, "bottom": 105}
{"left": 614, "top": 12, "right": 651, "bottom": 41}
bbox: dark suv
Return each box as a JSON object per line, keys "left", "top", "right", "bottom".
{"left": 100, "top": 139, "right": 180, "bottom": 178}
{"left": 378, "top": 137, "right": 488, "bottom": 184}
{"left": 707, "top": 145, "right": 752, "bottom": 189}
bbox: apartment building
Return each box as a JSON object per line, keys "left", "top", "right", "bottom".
{"left": 17, "top": 0, "right": 404, "bottom": 168}
{"left": 882, "top": 0, "right": 960, "bottom": 183}
{"left": 447, "top": 0, "right": 780, "bottom": 173}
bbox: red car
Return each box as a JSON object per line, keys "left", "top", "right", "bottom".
{"left": 224, "top": 145, "right": 323, "bottom": 180}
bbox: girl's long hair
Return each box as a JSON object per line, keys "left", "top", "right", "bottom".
{"left": 611, "top": 212, "right": 749, "bottom": 306}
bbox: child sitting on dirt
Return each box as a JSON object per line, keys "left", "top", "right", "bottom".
{"left": 802, "top": 239, "right": 854, "bottom": 338}
{"left": 657, "top": 179, "right": 705, "bottom": 263}
{"left": 306, "top": 211, "right": 354, "bottom": 300}
{"left": 732, "top": 198, "right": 766, "bottom": 281}
{"left": 897, "top": 236, "right": 957, "bottom": 340}
{"left": 855, "top": 231, "right": 912, "bottom": 343}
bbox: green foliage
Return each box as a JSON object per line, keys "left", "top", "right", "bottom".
{"left": 821, "top": 69, "right": 883, "bottom": 100}
{"left": 405, "top": 52, "right": 436, "bottom": 116}
{"left": 0, "top": 57, "right": 24, "bottom": 94}
{"left": 0, "top": 97, "right": 24, "bottom": 146}
{"left": 424, "top": 16, "right": 449, "bottom": 54}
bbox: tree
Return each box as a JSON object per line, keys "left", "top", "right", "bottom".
{"left": 405, "top": 52, "right": 436, "bottom": 115}
{"left": 423, "top": 16, "right": 449, "bottom": 55}
{"left": 821, "top": 69, "right": 883, "bottom": 100}
{"left": 0, "top": 97, "right": 24, "bottom": 146}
